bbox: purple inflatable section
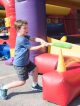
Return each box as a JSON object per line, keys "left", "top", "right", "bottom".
{"left": 15, "top": 0, "right": 47, "bottom": 62}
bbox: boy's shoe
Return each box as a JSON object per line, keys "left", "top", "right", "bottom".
{"left": 0, "top": 87, "right": 8, "bottom": 100}
{"left": 32, "top": 84, "right": 42, "bottom": 92}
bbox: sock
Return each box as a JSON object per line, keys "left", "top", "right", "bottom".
{"left": 32, "top": 82, "right": 38, "bottom": 87}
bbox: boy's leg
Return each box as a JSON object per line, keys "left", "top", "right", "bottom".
{"left": 2, "top": 80, "right": 26, "bottom": 90}
{"left": 0, "top": 66, "right": 28, "bottom": 100}
{"left": 32, "top": 67, "right": 38, "bottom": 84}
{"left": 31, "top": 67, "right": 42, "bottom": 91}
{"left": 0, "top": 80, "right": 26, "bottom": 100}
{"left": 27, "top": 61, "right": 42, "bottom": 91}
{"left": 3, "top": 65, "right": 29, "bottom": 90}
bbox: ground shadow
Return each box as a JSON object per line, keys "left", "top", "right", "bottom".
{"left": 7, "top": 90, "right": 42, "bottom": 99}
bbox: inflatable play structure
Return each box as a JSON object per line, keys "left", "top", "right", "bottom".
{"left": 0, "top": 0, "right": 47, "bottom": 61}
{"left": 0, "top": 0, "right": 16, "bottom": 48}
{"left": 0, "top": 0, "right": 80, "bottom": 105}
{"left": 0, "top": 0, "right": 79, "bottom": 60}
{"left": 48, "top": 37, "right": 80, "bottom": 58}
{"left": 15, "top": 0, "right": 47, "bottom": 61}
{"left": 0, "top": 0, "right": 16, "bottom": 59}
{"left": 35, "top": 49, "right": 80, "bottom": 106}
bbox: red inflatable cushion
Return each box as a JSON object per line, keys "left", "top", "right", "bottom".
{"left": 43, "top": 63, "right": 80, "bottom": 106}
{"left": 35, "top": 53, "right": 58, "bottom": 74}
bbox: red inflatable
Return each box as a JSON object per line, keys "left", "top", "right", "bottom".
{"left": 35, "top": 53, "right": 58, "bottom": 74}
{"left": 35, "top": 53, "right": 80, "bottom": 105}
{"left": 0, "top": 0, "right": 16, "bottom": 48}
{"left": 42, "top": 62, "right": 80, "bottom": 106}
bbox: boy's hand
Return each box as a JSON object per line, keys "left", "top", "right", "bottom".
{"left": 41, "top": 42, "right": 49, "bottom": 47}
{"left": 40, "top": 40, "right": 47, "bottom": 44}
{"left": 40, "top": 40, "right": 48, "bottom": 45}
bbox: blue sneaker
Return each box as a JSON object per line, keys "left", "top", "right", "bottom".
{"left": 32, "top": 84, "right": 42, "bottom": 91}
{"left": 0, "top": 87, "right": 8, "bottom": 100}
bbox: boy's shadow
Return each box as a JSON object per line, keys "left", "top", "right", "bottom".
{"left": 7, "top": 90, "right": 42, "bottom": 99}
{"left": 7, "top": 91, "right": 80, "bottom": 106}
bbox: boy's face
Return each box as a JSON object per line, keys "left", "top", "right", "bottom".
{"left": 19, "top": 24, "right": 28, "bottom": 36}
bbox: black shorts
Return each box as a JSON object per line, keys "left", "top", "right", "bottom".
{"left": 14, "top": 61, "right": 36, "bottom": 81}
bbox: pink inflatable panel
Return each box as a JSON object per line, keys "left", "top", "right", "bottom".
{"left": 42, "top": 62, "right": 80, "bottom": 106}
{"left": 35, "top": 53, "right": 58, "bottom": 74}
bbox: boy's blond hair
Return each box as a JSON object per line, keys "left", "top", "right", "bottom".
{"left": 14, "top": 20, "right": 28, "bottom": 31}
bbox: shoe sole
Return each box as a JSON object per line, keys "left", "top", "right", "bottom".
{"left": 31, "top": 87, "right": 42, "bottom": 92}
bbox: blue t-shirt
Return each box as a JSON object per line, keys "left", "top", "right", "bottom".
{"left": 13, "top": 35, "right": 30, "bottom": 66}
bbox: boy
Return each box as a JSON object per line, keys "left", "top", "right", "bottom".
{"left": 0, "top": 20, "right": 48, "bottom": 100}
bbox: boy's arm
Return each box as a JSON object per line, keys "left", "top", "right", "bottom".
{"left": 30, "top": 37, "right": 47, "bottom": 44}
{"left": 30, "top": 43, "right": 48, "bottom": 51}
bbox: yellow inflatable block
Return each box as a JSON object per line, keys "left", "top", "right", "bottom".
{"left": 60, "top": 36, "right": 67, "bottom": 42}
{"left": 48, "top": 37, "right": 80, "bottom": 58}
{"left": 10, "top": 49, "right": 14, "bottom": 57}
{"left": 57, "top": 49, "right": 66, "bottom": 72}
{"left": 47, "top": 37, "right": 51, "bottom": 53}
{"left": 46, "top": 4, "right": 71, "bottom": 15}
{"left": 0, "top": 10, "right": 6, "bottom": 18}
{"left": 5, "top": 17, "right": 11, "bottom": 27}
{"left": 47, "top": 36, "right": 67, "bottom": 53}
